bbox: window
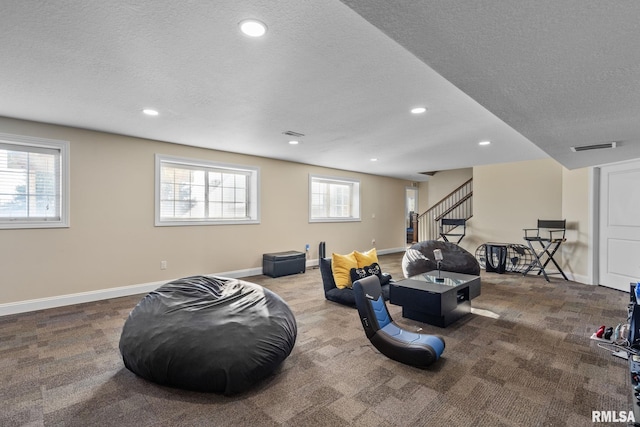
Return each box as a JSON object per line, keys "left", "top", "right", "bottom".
{"left": 309, "top": 175, "right": 360, "bottom": 222}
{"left": 155, "top": 155, "right": 259, "bottom": 226}
{"left": 0, "top": 133, "right": 69, "bottom": 229}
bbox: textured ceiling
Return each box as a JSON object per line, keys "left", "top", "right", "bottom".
{"left": 341, "top": 0, "right": 640, "bottom": 170}
{"left": 2, "top": 1, "right": 636, "bottom": 181}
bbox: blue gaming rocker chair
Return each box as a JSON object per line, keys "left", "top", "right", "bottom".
{"left": 353, "top": 275, "right": 445, "bottom": 368}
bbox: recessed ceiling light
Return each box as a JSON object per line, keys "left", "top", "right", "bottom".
{"left": 370, "top": 158, "right": 378, "bottom": 162}
{"left": 142, "top": 109, "right": 159, "bottom": 116}
{"left": 288, "top": 140, "right": 299, "bottom": 145}
{"left": 479, "top": 140, "right": 491, "bottom": 146}
{"left": 411, "top": 107, "right": 427, "bottom": 114}
{"left": 239, "top": 19, "right": 267, "bottom": 37}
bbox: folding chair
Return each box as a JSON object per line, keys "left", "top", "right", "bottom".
{"left": 440, "top": 218, "right": 466, "bottom": 244}
{"left": 522, "top": 219, "right": 568, "bottom": 281}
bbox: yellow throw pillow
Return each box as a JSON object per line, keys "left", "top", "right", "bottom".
{"left": 354, "top": 248, "right": 378, "bottom": 268}
{"left": 332, "top": 252, "right": 358, "bottom": 289}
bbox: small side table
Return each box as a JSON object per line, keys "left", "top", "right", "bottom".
{"left": 390, "top": 270, "right": 481, "bottom": 327}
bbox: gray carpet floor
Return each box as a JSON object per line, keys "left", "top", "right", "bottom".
{"left": 0, "top": 252, "right": 633, "bottom": 426}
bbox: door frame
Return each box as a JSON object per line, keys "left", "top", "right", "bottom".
{"left": 590, "top": 159, "right": 640, "bottom": 287}
{"left": 405, "top": 185, "right": 419, "bottom": 243}
{"left": 589, "top": 166, "right": 599, "bottom": 286}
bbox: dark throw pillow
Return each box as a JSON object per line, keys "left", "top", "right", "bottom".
{"left": 350, "top": 262, "right": 387, "bottom": 286}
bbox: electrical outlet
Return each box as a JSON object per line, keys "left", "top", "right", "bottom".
{"left": 160, "top": 260, "right": 167, "bottom": 270}
{"left": 371, "top": 239, "right": 376, "bottom": 245}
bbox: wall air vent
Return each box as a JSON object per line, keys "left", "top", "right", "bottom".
{"left": 282, "top": 130, "right": 305, "bottom": 137}
{"left": 570, "top": 141, "right": 617, "bottom": 152}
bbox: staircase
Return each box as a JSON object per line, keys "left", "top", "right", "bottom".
{"left": 413, "top": 178, "right": 473, "bottom": 243}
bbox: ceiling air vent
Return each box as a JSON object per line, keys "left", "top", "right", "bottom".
{"left": 282, "top": 130, "right": 305, "bottom": 137}
{"left": 570, "top": 141, "right": 617, "bottom": 152}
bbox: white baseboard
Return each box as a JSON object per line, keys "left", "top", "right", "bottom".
{"left": 0, "top": 267, "right": 265, "bottom": 317}
{"left": 210, "top": 267, "right": 263, "bottom": 279}
{"left": 0, "top": 247, "right": 408, "bottom": 317}
{"left": 378, "top": 247, "right": 407, "bottom": 255}
{"left": 0, "top": 280, "right": 166, "bottom": 317}
{"left": 564, "top": 272, "right": 591, "bottom": 285}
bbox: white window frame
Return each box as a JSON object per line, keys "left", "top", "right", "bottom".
{"left": 155, "top": 154, "right": 260, "bottom": 226}
{"left": 0, "top": 132, "right": 70, "bottom": 229}
{"left": 309, "top": 174, "right": 361, "bottom": 223}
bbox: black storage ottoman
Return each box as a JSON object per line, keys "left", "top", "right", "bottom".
{"left": 263, "top": 251, "right": 306, "bottom": 278}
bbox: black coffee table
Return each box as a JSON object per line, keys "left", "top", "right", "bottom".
{"left": 390, "top": 270, "right": 481, "bottom": 327}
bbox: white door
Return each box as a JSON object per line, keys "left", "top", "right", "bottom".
{"left": 599, "top": 160, "right": 640, "bottom": 291}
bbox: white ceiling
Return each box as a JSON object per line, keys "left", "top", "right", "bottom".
{"left": 1, "top": 1, "right": 637, "bottom": 181}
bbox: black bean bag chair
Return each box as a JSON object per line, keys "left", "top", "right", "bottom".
{"left": 319, "top": 257, "right": 390, "bottom": 307}
{"left": 119, "top": 276, "right": 297, "bottom": 395}
{"left": 402, "top": 240, "right": 480, "bottom": 278}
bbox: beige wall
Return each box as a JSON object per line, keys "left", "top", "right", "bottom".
{"left": 415, "top": 159, "right": 592, "bottom": 283}
{"left": 466, "top": 158, "right": 592, "bottom": 283}
{"left": 0, "top": 116, "right": 596, "bottom": 307}
{"left": 0, "top": 117, "right": 410, "bottom": 305}
{"left": 561, "top": 167, "right": 591, "bottom": 283}
{"left": 465, "top": 158, "right": 564, "bottom": 256}
{"left": 406, "top": 157, "right": 591, "bottom": 283}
